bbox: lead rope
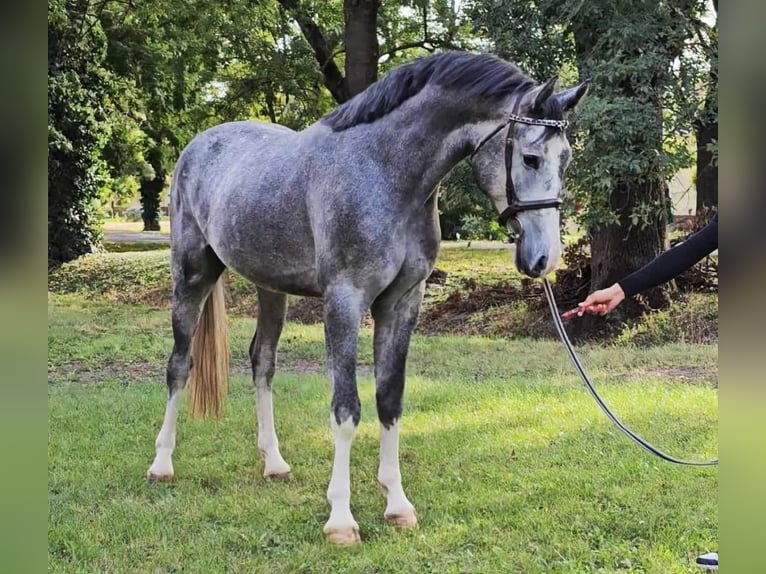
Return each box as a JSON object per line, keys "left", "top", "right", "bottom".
{"left": 541, "top": 278, "right": 718, "bottom": 467}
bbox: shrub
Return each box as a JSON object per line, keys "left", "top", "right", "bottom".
{"left": 458, "top": 214, "right": 507, "bottom": 241}
{"left": 615, "top": 293, "right": 718, "bottom": 346}
{"left": 439, "top": 161, "right": 498, "bottom": 239}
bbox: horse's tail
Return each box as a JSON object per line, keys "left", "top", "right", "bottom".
{"left": 187, "top": 275, "right": 229, "bottom": 420}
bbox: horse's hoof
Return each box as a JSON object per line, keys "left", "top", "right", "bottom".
{"left": 261, "top": 452, "right": 291, "bottom": 480}
{"left": 147, "top": 469, "right": 174, "bottom": 482}
{"left": 324, "top": 527, "right": 361, "bottom": 546}
{"left": 264, "top": 470, "right": 292, "bottom": 481}
{"left": 386, "top": 508, "right": 418, "bottom": 530}
{"left": 147, "top": 455, "right": 174, "bottom": 481}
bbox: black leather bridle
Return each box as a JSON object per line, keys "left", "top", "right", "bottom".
{"left": 472, "top": 111, "right": 569, "bottom": 242}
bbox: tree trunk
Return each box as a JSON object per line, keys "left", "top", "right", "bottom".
{"left": 570, "top": 179, "right": 669, "bottom": 337}
{"left": 695, "top": 2, "right": 717, "bottom": 217}
{"left": 277, "top": 0, "right": 349, "bottom": 103}
{"left": 590, "top": 181, "right": 669, "bottom": 304}
{"left": 140, "top": 146, "right": 164, "bottom": 231}
{"left": 695, "top": 113, "right": 717, "bottom": 214}
{"left": 343, "top": 0, "right": 380, "bottom": 97}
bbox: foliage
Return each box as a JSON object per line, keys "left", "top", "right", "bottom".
{"left": 48, "top": 0, "right": 114, "bottom": 267}
{"left": 378, "top": 0, "right": 479, "bottom": 70}
{"left": 457, "top": 215, "right": 506, "bottom": 241}
{"left": 211, "top": 1, "right": 337, "bottom": 128}
{"left": 469, "top": 0, "right": 712, "bottom": 232}
{"left": 438, "top": 161, "right": 500, "bottom": 240}
{"left": 615, "top": 293, "right": 718, "bottom": 346}
{"left": 98, "top": 0, "right": 229, "bottom": 229}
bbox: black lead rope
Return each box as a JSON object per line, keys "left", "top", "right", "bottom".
{"left": 541, "top": 278, "right": 718, "bottom": 467}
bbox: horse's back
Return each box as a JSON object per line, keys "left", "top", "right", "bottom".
{"left": 171, "top": 120, "right": 323, "bottom": 295}
{"left": 177, "top": 120, "right": 295, "bottom": 180}
{"left": 172, "top": 119, "right": 297, "bottom": 219}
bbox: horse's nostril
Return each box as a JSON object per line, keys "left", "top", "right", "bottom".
{"left": 533, "top": 255, "right": 548, "bottom": 274}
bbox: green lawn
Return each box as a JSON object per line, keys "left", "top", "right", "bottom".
{"left": 103, "top": 219, "right": 171, "bottom": 234}
{"left": 48, "top": 294, "right": 717, "bottom": 573}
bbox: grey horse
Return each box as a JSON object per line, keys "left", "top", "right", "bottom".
{"left": 147, "top": 51, "right": 588, "bottom": 545}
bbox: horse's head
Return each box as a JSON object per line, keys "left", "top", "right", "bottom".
{"left": 472, "top": 77, "right": 588, "bottom": 277}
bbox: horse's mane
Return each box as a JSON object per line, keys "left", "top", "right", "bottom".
{"left": 322, "top": 51, "right": 539, "bottom": 132}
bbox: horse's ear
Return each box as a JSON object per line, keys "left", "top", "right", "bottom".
{"left": 523, "top": 76, "right": 558, "bottom": 112}
{"left": 554, "top": 80, "right": 590, "bottom": 112}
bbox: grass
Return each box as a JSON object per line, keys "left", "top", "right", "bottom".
{"left": 103, "top": 241, "right": 170, "bottom": 253}
{"left": 49, "top": 293, "right": 717, "bottom": 573}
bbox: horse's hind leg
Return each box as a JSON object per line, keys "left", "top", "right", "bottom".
{"left": 250, "top": 287, "right": 291, "bottom": 478}
{"left": 147, "top": 245, "right": 225, "bottom": 481}
{"left": 370, "top": 280, "right": 425, "bottom": 530}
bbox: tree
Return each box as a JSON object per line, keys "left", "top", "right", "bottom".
{"left": 212, "top": 2, "right": 336, "bottom": 129}
{"left": 48, "top": 0, "right": 113, "bottom": 267}
{"left": 277, "top": 0, "right": 351, "bottom": 103}
{"left": 100, "top": 0, "right": 228, "bottom": 230}
{"left": 280, "top": 1, "right": 474, "bottom": 104}
{"left": 470, "top": 0, "right": 712, "bottom": 317}
{"left": 694, "top": 0, "right": 717, "bottom": 216}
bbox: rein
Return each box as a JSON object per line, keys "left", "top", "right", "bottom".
{"left": 542, "top": 278, "right": 718, "bottom": 467}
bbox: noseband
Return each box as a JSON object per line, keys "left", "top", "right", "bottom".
{"left": 472, "top": 112, "right": 569, "bottom": 242}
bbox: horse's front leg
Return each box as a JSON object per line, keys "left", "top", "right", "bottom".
{"left": 322, "top": 283, "right": 367, "bottom": 545}
{"left": 370, "top": 281, "right": 425, "bottom": 530}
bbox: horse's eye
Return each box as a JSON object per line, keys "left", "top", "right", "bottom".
{"left": 523, "top": 155, "right": 540, "bottom": 169}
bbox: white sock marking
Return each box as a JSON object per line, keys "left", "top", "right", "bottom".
{"left": 324, "top": 416, "right": 359, "bottom": 534}
{"left": 256, "top": 381, "right": 290, "bottom": 476}
{"left": 378, "top": 420, "right": 415, "bottom": 518}
{"left": 148, "top": 392, "right": 180, "bottom": 478}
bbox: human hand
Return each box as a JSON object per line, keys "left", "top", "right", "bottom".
{"left": 561, "top": 283, "right": 626, "bottom": 319}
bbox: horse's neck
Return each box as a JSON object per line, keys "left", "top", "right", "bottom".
{"left": 372, "top": 91, "right": 511, "bottom": 199}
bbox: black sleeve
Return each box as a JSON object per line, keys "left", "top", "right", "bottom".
{"left": 619, "top": 212, "right": 718, "bottom": 297}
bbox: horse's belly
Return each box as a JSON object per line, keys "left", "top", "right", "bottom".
{"left": 220, "top": 245, "right": 322, "bottom": 297}
{"left": 237, "top": 265, "right": 322, "bottom": 298}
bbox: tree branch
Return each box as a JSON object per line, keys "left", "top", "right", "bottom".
{"left": 379, "top": 39, "right": 464, "bottom": 61}
{"left": 277, "top": 0, "right": 348, "bottom": 103}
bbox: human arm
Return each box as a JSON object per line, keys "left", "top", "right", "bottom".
{"left": 564, "top": 212, "right": 718, "bottom": 317}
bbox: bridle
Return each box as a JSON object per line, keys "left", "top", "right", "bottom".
{"left": 471, "top": 111, "right": 569, "bottom": 243}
